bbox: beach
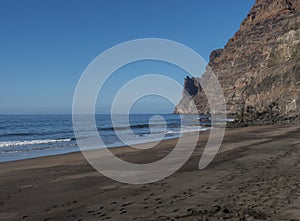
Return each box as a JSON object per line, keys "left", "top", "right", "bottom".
{"left": 1, "top": 124, "right": 300, "bottom": 221}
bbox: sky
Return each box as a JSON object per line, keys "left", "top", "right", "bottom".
{"left": 0, "top": 0, "right": 255, "bottom": 114}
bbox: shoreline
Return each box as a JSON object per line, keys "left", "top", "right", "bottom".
{"left": 1, "top": 124, "right": 300, "bottom": 220}
{"left": 0, "top": 125, "right": 211, "bottom": 164}
{"left": 0, "top": 113, "right": 213, "bottom": 164}
{"left": 0, "top": 132, "right": 193, "bottom": 164}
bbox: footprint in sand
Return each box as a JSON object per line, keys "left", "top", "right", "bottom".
{"left": 121, "top": 202, "right": 132, "bottom": 207}
{"left": 98, "top": 214, "right": 106, "bottom": 218}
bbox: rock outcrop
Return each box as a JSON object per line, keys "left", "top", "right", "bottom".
{"left": 175, "top": 0, "right": 300, "bottom": 123}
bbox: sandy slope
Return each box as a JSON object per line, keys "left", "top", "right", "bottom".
{"left": 1, "top": 124, "right": 300, "bottom": 221}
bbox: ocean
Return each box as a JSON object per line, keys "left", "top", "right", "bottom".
{"left": 0, "top": 114, "right": 208, "bottom": 162}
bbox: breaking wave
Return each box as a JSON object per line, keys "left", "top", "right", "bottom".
{"left": 0, "top": 138, "right": 74, "bottom": 148}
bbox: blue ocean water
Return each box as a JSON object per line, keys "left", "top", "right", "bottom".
{"left": 0, "top": 114, "right": 206, "bottom": 162}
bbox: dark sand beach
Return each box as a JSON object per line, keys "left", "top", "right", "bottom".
{"left": 1, "top": 124, "right": 300, "bottom": 221}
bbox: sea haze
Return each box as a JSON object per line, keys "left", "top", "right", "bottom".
{"left": 0, "top": 114, "right": 207, "bottom": 162}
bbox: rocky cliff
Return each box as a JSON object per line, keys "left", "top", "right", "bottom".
{"left": 175, "top": 0, "right": 300, "bottom": 123}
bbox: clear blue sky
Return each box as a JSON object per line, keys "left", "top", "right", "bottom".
{"left": 0, "top": 0, "right": 255, "bottom": 114}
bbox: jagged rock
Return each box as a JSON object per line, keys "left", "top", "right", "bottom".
{"left": 183, "top": 76, "right": 201, "bottom": 96}
{"left": 209, "top": 49, "right": 223, "bottom": 63}
{"left": 174, "top": 76, "right": 203, "bottom": 114}
{"left": 175, "top": 0, "right": 300, "bottom": 123}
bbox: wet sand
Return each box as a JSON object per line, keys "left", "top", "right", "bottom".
{"left": 1, "top": 124, "right": 300, "bottom": 221}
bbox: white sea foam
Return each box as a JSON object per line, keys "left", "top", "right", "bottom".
{"left": 0, "top": 138, "right": 72, "bottom": 148}
{"left": 165, "top": 126, "right": 209, "bottom": 135}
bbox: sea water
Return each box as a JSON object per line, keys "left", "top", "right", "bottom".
{"left": 0, "top": 114, "right": 208, "bottom": 162}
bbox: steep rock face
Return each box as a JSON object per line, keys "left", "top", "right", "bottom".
{"left": 174, "top": 76, "right": 207, "bottom": 114}
{"left": 175, "top": 0, "right": 300, "bottom": 122}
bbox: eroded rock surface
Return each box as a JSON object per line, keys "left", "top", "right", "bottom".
{"left": 175, "top": 0, "right": 300, "bottom": 123}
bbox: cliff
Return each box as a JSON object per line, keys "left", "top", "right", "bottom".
{"left": 175, "top": 0, "right": 300, "bottom": 123}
